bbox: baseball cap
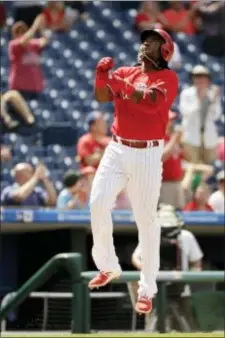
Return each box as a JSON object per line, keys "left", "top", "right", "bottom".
{"left": 216, "top": 170, "right": 225, "bottom": 181}
{"left": 63, "top": 169, "right": 82, "bottom": 188}
{"left": 86, "top": 111, "right": 102, "bottom": 128}
{"left": 191, "top": 65, "right": 210, "bottom": 76}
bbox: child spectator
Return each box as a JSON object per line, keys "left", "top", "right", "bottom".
{"left": 77, "top": 112, "right": 110, "bottom": 171}
{"left": 183, "top": 182, "right": 213, "bottom": 211}
{"left": 208, "top": 170, "right": 225, "bottom": 213}
{"left": 8, "top": 21, "right": 49, "bottom": 99}
{"left": 57, "top": 169, "right": 90, "bottom": 209}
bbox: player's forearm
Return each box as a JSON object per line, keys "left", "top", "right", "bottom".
{"left": 94, "top": 87, "right": 112, "bottom": 103}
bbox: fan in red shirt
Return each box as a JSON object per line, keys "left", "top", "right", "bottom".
{"left": 77, "top": 112, "right": 110, "bottom": 171}
{"left": 88, "top": 29, "right": 178, "bottom": 315}
{"left": 135, "top": 1, "right": 167, "bottom": 31}
{"left": 160, "top": 110, "right": 185, "bottom": 209}
{"left": 161, "top": 1, "right": 197, "bottom": 35}
{"left": 20, "top": 1, "right": 75, "bottom": 41}
{"left": 183, "top": 183, "right": 213, "bottom": 211}
{"left": 8, "top": 21, "right": 49, "bottom": 97}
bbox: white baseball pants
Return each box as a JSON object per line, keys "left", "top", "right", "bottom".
{"left": 89, "top": 139, "right": 163, "bottom": 298}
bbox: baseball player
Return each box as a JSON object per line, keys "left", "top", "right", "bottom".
{"left": 88, "top": 29, "right": 178, "bottom": 315}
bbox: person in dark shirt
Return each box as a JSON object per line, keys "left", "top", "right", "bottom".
{"left": 1, "top": 162, "right": 57, "bottom": 207}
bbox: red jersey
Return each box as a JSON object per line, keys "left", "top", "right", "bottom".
{"left": 163, "top": 135, "right": 183, "bottom": 181}
{"left": 162, "top": 9, "right": 196, "bottom": 35}
{"left": 42, "top": 8, "right": 65, "bottom": 28}
{"left": 111, "top": 67, "right": 178, "bottom": 140}
{"left": 77, "top": 133, "right": 110, "bottom": 169}
{"left": 183, "top": 201, "right": 213, "bottom": 212}
{"left": 8, "top": 38, "right": 44, "bottom": 92}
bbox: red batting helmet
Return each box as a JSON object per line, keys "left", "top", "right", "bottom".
{"left": 140, "top": 29, "right": 174, "bottom": 63}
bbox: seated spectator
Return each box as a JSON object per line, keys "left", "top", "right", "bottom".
{"left": 160, "top": 110, "right": 185, "bottom": 209}
{"left": 23, "top": 1, "right": 76, "bottom": 39}
{"left": 77, "top": 112, "right": 110, "bottom": 171}
{"left": 208, "top": 170, "right": 225, "bottom": 213}
{"left": 0, "top": 1, "right": 6, "bottom": 28}
{"left": 183, "top": 182, "right": 213, "bottom": 211}
{"left": 135, "top": 1, "right": 167, "bottom": 31}
{"left": 179, "top": 65, "right": 221, "bottom": 164}
{"left": 12, "top": 0, "right": 44, "bottom": 28}
{"left": 1, "top": 162, "right": 57, "bottom": 207}
{"left": 196, "top": 1, "right": 225, "bottom": 57}
{"left": 65, "top": 1, "right": 89, "bottom": 21}
{"left": 161, "top": 1, "right": 197, "bottom": 35}
{"left": 57, "top": 169, "right": 89, "bottom": 209}
{"left": 217, "top": 137, "right": 224, "bottom": 163}
{"left": 0, "top": 146, "right": 12, "bottom": 163}
{"left": 182, "top": 162, "right": 214, "bottom": 201}
{"left": 1, "top": 90, "right": 35, "bottom": 129}
{"left": 8, "top": 21, "right": 49, "bottom": 99}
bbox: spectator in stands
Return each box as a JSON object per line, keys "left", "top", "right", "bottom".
{"left": 12, "top": 1, "right": 44, "bottom": 28}
{"left": 181, "top": 162, "right": 214, "bottom": 201}
{"left": 196, "top": 1, "right": 225, "bottom": 57}
{"left": 208, "top": 170, "right": 225, "bottom": 213}
{"left": 1, "top": 90, "right": 35, "bottom": 129}
{"left": 179, "top": 65, "right": 221, "bottom": 164}
{"left": 135, "top": 1, "right": 167, "bottom": 31}
{"left": 183, "top": 182, "right": 213, "bottom": 211}
{"left": 217, "top": 137, "right": 225, "bottom": 163}
{"left": 22, "top": 1, "right": 76, "bottom": 39}
{"left": 1, "top": 162, "right": 57, "bottom": 207}
{"left": 160, "top": 110, "right": 185, "bottom": 209}
{"left": 8, "top": 21, "right": 49, "bottom": 99}
{"left": 161, "top": 1, "right": 198, "bottom": 35}
{"left": 0, "top": 146, "right": 12, "bottom": 163}
{"left": 0, "top": 1, "right": 6, "bottom": 28}
{"left": 77, "top": 112, "right": 110, "bottom": 171}
{"left": 57, "top": 169, "right": 89, "bottom": 209}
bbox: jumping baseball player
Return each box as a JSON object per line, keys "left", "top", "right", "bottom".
{"left": 88, "top": 29, "right": 178, "bottom": 315}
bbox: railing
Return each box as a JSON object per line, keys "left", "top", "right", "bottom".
{"left": 1, "top": 291, "right": 127, "bottom": 332}
{"left": 0, "top": 253, "right": 224, "bottom": 333}
{"left": 0, "top": 253, "right": 84, "bottom": 333}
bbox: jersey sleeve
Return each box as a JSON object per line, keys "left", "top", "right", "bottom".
{"left": 148, "top": 70, "right": 179, "bottom": 108}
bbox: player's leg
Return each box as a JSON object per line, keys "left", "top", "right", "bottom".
{"left": 127, "top": 143, "right": 163, "bottom": 312}
{"left": 89, "top": 142, "right": 127, "bottom": 288}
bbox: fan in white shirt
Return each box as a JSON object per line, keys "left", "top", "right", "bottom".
{"left": 179, "top": 65, "right": 222, "bottom": 164}
{"left": 208, "top": 170, "right": 225, "bottom": 213}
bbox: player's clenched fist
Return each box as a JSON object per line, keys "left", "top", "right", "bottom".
{"left": 96, "top": 57, "right": 114, "bottom": 72}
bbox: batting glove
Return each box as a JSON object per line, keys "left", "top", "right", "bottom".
{"left": 95, "top": 57, "right": 114, "bottom": 89}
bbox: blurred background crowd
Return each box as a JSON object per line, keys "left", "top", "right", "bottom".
{"left": 1, "top": 0, "right": 224, "bottom": 213}
{"left": 0, "top": 0, "right": 224, "bottom": 332}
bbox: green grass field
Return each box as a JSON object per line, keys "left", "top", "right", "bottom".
{"left": 2, "top": 332, "right": 224, "bottom": 338}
